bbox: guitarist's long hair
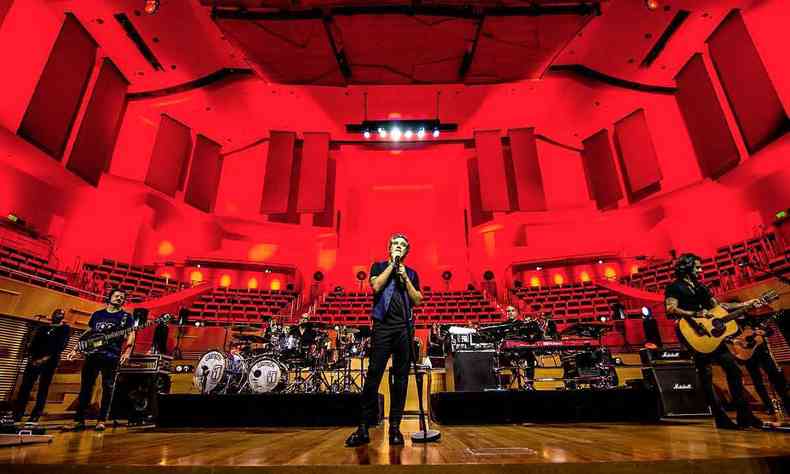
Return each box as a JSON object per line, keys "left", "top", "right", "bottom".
{"left": 674, "top": 253, "right": 701, "bottom": 281}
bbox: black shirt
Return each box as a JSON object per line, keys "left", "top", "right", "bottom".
{"left": 288, "top": 324, "right": 317, "bottom": 346}
{"left": 370, "top": 261, "right": 420, "bottom": 328}
{"left": 28, "top": 324, "right": 71, "bottom": 363}
{"left": 88, "top": 309, "right": 132, "bottom": 359}
{"left": 664, "top": 279, "right": 714, "bottom": 313}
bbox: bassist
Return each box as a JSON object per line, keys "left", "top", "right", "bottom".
{"left": 67, "top": 288, "right": 135, "bottom": 431}
{"left": 665, "top": 253, "right": 763, "bottom": 429}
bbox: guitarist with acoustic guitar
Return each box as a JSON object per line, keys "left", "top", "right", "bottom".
{"left": 665, "top": 253, "right": 765, "bottom": 429}
{"left": 66, "top": 288, "right": 135, "bottom": 431}
{"left": 733, "top": 311, "right": 790, "bottom": 417}
{"left": 13, "top": 309, "right": 70, "bottom": 423}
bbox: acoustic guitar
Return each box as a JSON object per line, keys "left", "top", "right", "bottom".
{"left": 677, "top": 290, "right": 778, "bottom": 354}
{"left": 726, "top": 310, "right": 785, "bottom": 361}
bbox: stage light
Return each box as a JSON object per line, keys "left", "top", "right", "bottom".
{"left": 391, "top": 126, "right": 402, "bottom": 141}
{"left": 600, "top": 316, "right": 607, "bottom": 322}
{"left": 641, "top": 306, "right": 653, "bottom": 318}
{"left": 597, "top": 259, "right": 603, "bottom": 264}
{"left": 404, "top": 129, "right": 413, "bottom": 139}
{"left": 645, "top": 0, "right": 659, "bottom": 11}
{"left": 432, "top": 128, "right": 440, "bottom": 138}
{"left": 144, "top": 0, "right": 160, "bottom": 15}
{"left": 417, "top": 128, "right": 426, "bottom": 139}
{"left": 536, "top": 266, "right": 543, "bottom": 271}
{"left": 363, "top": 129, "right": 371, "bottom": 139}
{"left": 378, "top": 127, "right": 387, "bottom": 138}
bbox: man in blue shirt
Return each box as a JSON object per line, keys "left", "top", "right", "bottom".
{"left": 346, "top": 233, "right": 422, "bottom": 447}
{"left": 68, "top": 288, "right": 136, "bottom": 431}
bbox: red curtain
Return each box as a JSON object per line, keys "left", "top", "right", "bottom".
{"left": 707, "top": 10, "right": 789, "bottom": 154}
{"left": 508, "top": 128, "right": 547, "bottom": 211}
{"left": 67, "top": 59, "right": 129, "bottom": 186}
{"left": 297, "top": 132, "right": 329, "bottom": 212}
{"left": 18, "top": 13, "right": 96, "bottom": 159}
{"left": 474, "top": 130, "right": 510, "bottom": 212}
{"left": 674, "top": 53, "right": 740, "bottom": 179}
{"left": 144, "top": 115, "right": 193, "bottom": 197}
{"left": 613, "top": 109, "right": 662, "bottom": 200}
{"left": 185, "top": 135, "right": 223, "bottom": 213}
{"left": 260, "top": 131, "right": 296, "bottom": 214}
{"left": 581, "top": 129, "right": 623, "bottom": 210}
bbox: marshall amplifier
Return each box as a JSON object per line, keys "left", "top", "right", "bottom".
{"left": 641, "top": 349, "right": 709, "bottom": 417}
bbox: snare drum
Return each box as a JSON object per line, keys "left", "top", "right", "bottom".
{"left": 194, "top": 350, "right": 247, "bottom": 394}
{"left": 247, "top": 357, "right": 289, "bottom": 393}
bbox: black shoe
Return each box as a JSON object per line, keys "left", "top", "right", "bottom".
{"left": 389, "top": 429, "right": 405, "bottom": 446}
{"left": 714, "top": 416, "right": 739, "bottom": 430}
{"left": 27, "top": 415, "right": 40, "bottom": 424}
{"left": 345, "top": 425, "right": 370, "bottom": 447}
{"left": 737, "top": 412, "right": 764, "bottom": 429}
{"left": 68, "top": 421, "right": 86, "bottom": 431}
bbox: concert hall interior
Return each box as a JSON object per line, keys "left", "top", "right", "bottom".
{"left": 1, "top": 0, "right": 790, "bottom": 473}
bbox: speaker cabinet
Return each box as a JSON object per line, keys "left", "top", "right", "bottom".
{"left": 446, "top": 350, "right": 497, "bottom": 392}
{"left": 642, "top": 365, "right": 710, "bottom": 417}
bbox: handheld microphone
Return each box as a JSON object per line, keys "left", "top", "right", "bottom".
{"left": 393, "top": 254, "right": 401, "bottom": 266}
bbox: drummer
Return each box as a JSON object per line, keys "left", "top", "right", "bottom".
{"left": 289, "top": 314, "right": 317, "bottom": 349}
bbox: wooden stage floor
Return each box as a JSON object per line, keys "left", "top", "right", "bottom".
{"left": 2, "top": 418, "right": 790, "bottom": 474}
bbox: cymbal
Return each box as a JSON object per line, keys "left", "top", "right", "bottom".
{"left": 231, "top": 325, "right": 258, "bottom": 332}
{"left": 232, "top": 334, "right": 268, "bottom": 343}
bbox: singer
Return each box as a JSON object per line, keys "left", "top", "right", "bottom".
{"left": 345, "top": 233, "right": 422, "bottom": 447}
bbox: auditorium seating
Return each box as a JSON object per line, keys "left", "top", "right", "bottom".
{"left": 623, "top": 233, "right": 780, "bottom": 294}
{"left": 0, "top": 244, "right": 73, "bottom": 292}
{"left": 187, "top": 287, "right": 299, "bottom": 326}
{"left": 83, "top": 259, "right": 188, "bottom": 302}
{"left": 509, "top": 281, "right": 619, "bottom": 324}
{"left": 313, "top": 288, "right": 502, "bottom": 327}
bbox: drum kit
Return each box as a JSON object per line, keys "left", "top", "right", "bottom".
{"left": 193, "top": 322, "right": 370, "bottom": 395}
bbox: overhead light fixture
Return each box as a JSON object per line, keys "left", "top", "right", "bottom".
{"left": 644, "top": 0, "right": 659, "bottom": 11}
{"left": 363, "top": 129, "right": 371, "bottom": 139}
{"left": 144, "top": 0, "right": 160, "bottom": 15}
{"left": 348, "top": 91, "right": 455, "bottom": 141}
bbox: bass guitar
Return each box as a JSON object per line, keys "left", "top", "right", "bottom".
{"left": 677, "top": 290, "right": 778, "bottom": 354}
{"left": 726, "top": 310, "right": 785, "bottom": 361}
{"left": 77, "top": 313, "right": 171, "bottom": 355}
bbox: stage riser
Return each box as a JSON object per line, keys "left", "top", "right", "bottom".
{"left": 430, "top": 387, "right": 662, "bottom": 424}
{"left": 158, "top": 393, "right": 383, "bottom": 427}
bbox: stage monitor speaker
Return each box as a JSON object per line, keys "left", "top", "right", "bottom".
{"left": 110, "top": 373, "right": 171, "bottom": 423}
{"left": 641, "top": 365, "right": 710, "bottom": 417}
{"left": 446, "top": 350, "right": 497, "bottom": 392}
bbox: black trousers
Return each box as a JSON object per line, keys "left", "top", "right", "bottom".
{"left": 360, "top": 322, "right": 411, "bottom": 428}
{"left": 75, "top": 354, "right": 119, "bottom": 422}
{"left": 745, "top": 344, "right": 789, "bottom": 411}
{"left": 694, "top": 347, "right": 752, "bottom": 418}
{"left": 14, "top": 361, "right": 57, "bottom": 419}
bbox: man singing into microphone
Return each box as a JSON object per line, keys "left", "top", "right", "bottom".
{"left": 346, "top": 233, "right": 422, "bottom": 447}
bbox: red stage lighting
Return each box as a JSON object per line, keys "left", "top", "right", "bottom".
{"left": 144, "top": 0, "right": 160, "bottom": 15}
{"left": 645, "top": 0, "right": 659, "bottom": 11}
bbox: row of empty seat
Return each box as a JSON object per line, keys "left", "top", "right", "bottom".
{"left": 187, "top": 287, "right": 299, "bottom": 325}
{"left": 0, "top": 244, "right": 74, "bottom": 292}
{"left": 510, "top": 282, "right": 621, "bottom": 321}
{"left": 313, "top": 289, "right": 503, "bottom": 327}
{"left": 83, "top": 258, "right": 188, "bottom": 302}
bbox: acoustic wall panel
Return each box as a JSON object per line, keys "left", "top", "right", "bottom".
{"left": 674, "top": 54, "right": 740, "bottom": 179}
{"left": 18, "top": 13, "right": 97, "bottom": 159}
{"left": 474, "top": 130, "right": 510, "bottom": 212}
{"left": 508, "top": 128, "right": 547, "bottom": 211}
{"left": 67, "top": 59, "right": 129, "bottom": 186}
{"left": 467, "top": 157, "right": 494, "bottom": 227}
{"left": 260, "top": 131, "right": 296, "bottom": 214}
{"left": 268, "top": 142, "right": 302, "bottom": 224}
{"left": 0, "top": 0, "right": 13, "bottom": 29}
{"left": 185, "top": 135, "right": 223, "bottom": 213}
{"left": 613, "top": 109, "right": 662, "bottom": 199}
{"left": 144, "top": 115, "right": 193, "bottom": 197}
{"left": 707, "top": 10, "right": 789, "bottom": 154}
{"left": 581, "top": 129, "right": 623, "bottom": 210}
{"left": 313, "top": 157, "right": 336, "bottom": 228}
{"left": 297, "top": 132, "right": 329, "bottom": 212}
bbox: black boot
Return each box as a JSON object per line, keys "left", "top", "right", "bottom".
{"left": 345, "top": 424, "right": 370, "bottom": 447}
{"left": 736, "top": 409, "right": 764, "bottom": 429}
{"left": 389, "top": 427, "right": 405, "bottom": 445}
{"left": 714, "top": 414, "right": 739, "bottom": 430}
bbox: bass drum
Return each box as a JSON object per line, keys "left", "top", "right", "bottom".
{"left": 247, "top": 357, "right": 289, "bottom": 393}
{"left": 193, "top": 350, "right": 247, "bottom": 394}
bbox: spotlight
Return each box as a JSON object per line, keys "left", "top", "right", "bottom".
{"left": 432, "top": 128, "right": 440, "bottom": 138}
{"left": 378, "top": 127, "right": 387, "bottom": 138}
{"left": 644, "top": 0, "right": 659, "bottom": 11}
{"left": 536, "top": 266, "right": 543, "bottom": 271}
{"left": 404, "top": 129, "right": 413, "bottom": 139}
{"left": 597, "top": 259, "right": 603, "bottom": 264}
{"left": 391, "top": 126, "right": 402, "bottom": 141}
{"left": 363, "top": 129, "right": 371, "bottom": 139}
{"left": 641, "top": 306, "right": 653, "bottom": 318}
{"left": 599, "top": 316, "right": 607, "bottom": 322}
{"left": 417, "top": 128, "right": 426, "bottom": 139}
{"left": 144, "top": 0, "right": 160, "bottom": 15}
